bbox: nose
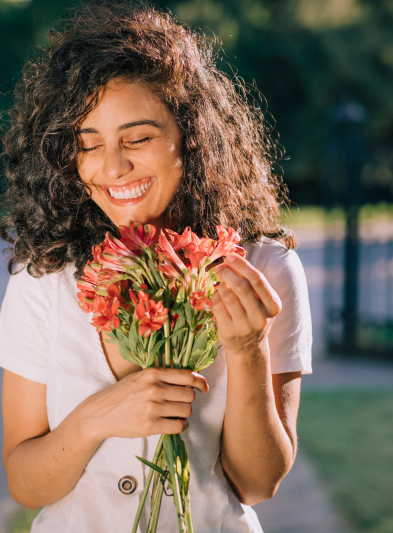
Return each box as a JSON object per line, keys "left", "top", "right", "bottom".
{"left": 103, "top": 147, "right": 133, "bottom": 181}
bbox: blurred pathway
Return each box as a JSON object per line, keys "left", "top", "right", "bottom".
{"left": 302, "top": 356, "right": 393, "bottom": 389}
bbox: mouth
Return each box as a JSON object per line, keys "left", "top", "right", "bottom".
{"left": 102, "top": 177, "right": 154, "bottom": 205}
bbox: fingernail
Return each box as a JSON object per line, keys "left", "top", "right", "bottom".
{"left": 226, "top": 255, "right": 236, "bottom": 263}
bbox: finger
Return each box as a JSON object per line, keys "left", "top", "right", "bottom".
{"left": 215, "top": 265, "right": 266, "bottom": 324}
{"left": 156, "top": 417, "right": 189, "bottom": 435}
{"left": 144, "top": 368, "right": 209, "bottom": 393}
{"left": 160, "top": 383, "right": 196, "bottom": 404}
{"left": 218, "top": 255, "right": 282, "bottom": 317}
{"left": 159, "top": 400, "right": 193, "bottom": 419}
{"left": 211, "top": 289, "right": 233, "bottom": 329}
{"left": 216, "top": 282, "right": 250, "bottom": 327}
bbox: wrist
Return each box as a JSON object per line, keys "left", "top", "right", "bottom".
{"left": 75, "top": 394, "right": 107, "bottom": 446}
{"left": 224, "top": 337, "right": 270, "bottom": 361}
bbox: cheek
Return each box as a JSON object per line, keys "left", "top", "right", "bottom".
{"left": 162, "top": 141, "right": 183, "bottom": 182}
{"left": 77, "top": 156, "right": 95, "bottom": 184}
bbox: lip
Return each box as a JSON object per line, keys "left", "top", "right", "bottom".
{"left": 102, "top": 177, "right": 155, "bottom": 206}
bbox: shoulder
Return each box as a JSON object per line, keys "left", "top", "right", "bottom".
{"left": 244, "top": 239, "right": 312, "bottom": 374}
{"left": 3, "top": 264, "right": 75, "bottom": 309}
{"left": 244, "top": 237, "right": 306, "bottom": 292}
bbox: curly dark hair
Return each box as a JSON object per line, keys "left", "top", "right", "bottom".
{"left": 0, "top": 1, "right": 295, "bottom": 279}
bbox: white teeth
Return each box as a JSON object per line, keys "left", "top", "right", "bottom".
{"left": 108, "top": 179, "right": 152, "bottom": 199}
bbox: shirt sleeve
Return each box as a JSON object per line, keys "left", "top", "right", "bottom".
{"left": 0, "top": 268, "right": 51, "bottom": 384}
{"left": 248, "top": 241, "right": 313, "bottom": 375}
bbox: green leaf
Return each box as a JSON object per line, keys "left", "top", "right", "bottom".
{"left": 171, "top": 314, "right": 186, "bottom": 345}
{"left": 116, "top": 330, "right": 129, "bottom": 346}
{"left": 148, "top": 259, "right": 165, "bottom": 287}
{"left": 129, "top": 320, "right": 139, "bottom": 355}
{"left": 118, "top": 307, "right": 131, "bottom": 324}
{"left": 146, "top": 331, "right": 157, "bottom": 368}
{"left": 187, "top": 348, "right": 204, "bottom": 368}
{"left": 192, "top": 328, "right": 208, "bottom": 353}
{"left": 194, "top": 343, "right": 219, "bottom": 371}
{"left": 149, "top": 327, "right": 188, "bottom": 361}
{"left": 118, "top": 343, "right": 140, "bottom": 365}
{"left": 136, "top": 456, "right": 166, "bottom": 476}
{"left": 184, "top": 303, "right": 194, "bottom": 326}
{"left": 103, "top": 337, "right": 118, "bottom": 345}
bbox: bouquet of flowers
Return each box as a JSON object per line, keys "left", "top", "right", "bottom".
{"left": 77, "top": 223, "right": 245, "bottom": 533}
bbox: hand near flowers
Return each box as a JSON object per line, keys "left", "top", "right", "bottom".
{"left": 212, "top": 254, "right": 282, "bottom": 357}
{"left": 84, "top": 368, "right": 208, "bottom": 441}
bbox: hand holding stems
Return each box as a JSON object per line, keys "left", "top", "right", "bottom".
{"left": 82, "top": 368, "right": 208, "bottom": 442}
{"left": 212, "top": 254, "right": 282, "bottom": 358}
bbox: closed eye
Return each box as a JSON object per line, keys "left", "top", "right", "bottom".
{"left": 81, "top": 146, "right": 101, "bottom": 152}
{"left": 80, "top": 137, "right": 151, "bottom": 153}
{"left": 127, "top": 137, "right": 151, "bottom": 145}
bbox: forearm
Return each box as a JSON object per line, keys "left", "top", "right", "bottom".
{"left": 5, "top": 399, "right": 101, "bottom": 509}
{"left": 221, "top": 341, "right": 295, "bottom": 505}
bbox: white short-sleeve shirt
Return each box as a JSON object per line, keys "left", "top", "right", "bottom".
{"left": 0, "top": 238, "right": 312, "bottom": 533}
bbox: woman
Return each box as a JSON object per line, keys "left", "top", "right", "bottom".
{"left": 0, "top": 3, "right": 312, "bottom": 532}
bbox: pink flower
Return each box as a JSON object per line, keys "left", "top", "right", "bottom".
{"left": 102, "top": 232, "right": 138, "bottom": 258}
{"left": 182, "top": 233, "right": 215, "bottom": 271}
{"left": 77, "top": 261, "right": 102, "bottom": 313}
{"left": 92, "top": 245, "right": 104, "bottom": 265}
{"left": 134, "top": 290, "right": 168, "bottom": 337}
{"left": 97, "top": 270, "right": 126, "bottom": 285}
{"left": 165, "top": 227, "right": 193, "bottom": 251}
{"left": 206, "top": 226, "right": 246, "bottom": 264}
{"left": 119, "top": 223, "right": 156, "bottom": 251}
{"left": 91, "top": 295, "right": 121, "bottom": 332}
{"left": 189, "top": 290, "right": 213, "bottom": 312}
{"left": 99, "top": 252, "right": 128, "bottom": 272}
{"left": 188, "top": 233, "right": 215, "bottom": 254}
{"left": 77, "top": 290, "right": 95, "bottom": 313}
{"left": 80, "top": 261, "right": 101, "bottom": 287}
{"left": 157, "top": 231, "right": 188, "bottom": 275}
{"left": 107, "top": 283, "right": 132, "bottom": 313}
{"left": 157, "top": 251, "right": 182, "bottom": 279}
{"left": 171, "top": 313, "right": 179, "bottom": 329}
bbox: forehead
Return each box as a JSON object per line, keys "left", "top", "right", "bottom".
{"left": 80, "top": 79, "right": 169, "bottom": 128}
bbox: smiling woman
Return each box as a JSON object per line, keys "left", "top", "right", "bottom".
{"left": 76, "top": 80, "right": 183, "bottom": 228}
{"left": 0, "top": 3, "right": 312, "bottom": 533}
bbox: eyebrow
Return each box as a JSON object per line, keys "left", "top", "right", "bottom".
{"left": 77, "top": 120, "right": 163, "bottom": 134}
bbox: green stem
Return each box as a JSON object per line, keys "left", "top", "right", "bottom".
{"left": 182, "top": 329, "right": 195, "bottom": 369}
{"left": 131, "top": 435, "right": 165, "bottom": 533}
{"left": 166, "top": 435, "right": 187, "bottom": 533}
{"left": 197, "top": 265, "right": 205, "bottom": 291}
{"left": 164, "top": 318, "right": 171, "bottom": 367}
{"left": 140, "top": 260, "right": 157, "bottom": 289}
{"left": 146, "top": 478, "right": 164, "bottom": 533}
{"left": 186, "top": 511, "right": 194, "bottom": 533}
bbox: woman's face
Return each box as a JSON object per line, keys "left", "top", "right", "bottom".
{"left": 77, "top": 79, "right": 183, "bottom": 230}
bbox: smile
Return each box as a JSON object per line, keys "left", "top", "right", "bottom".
{"left": 108, "top": 178, "right": 153, "bottom": 199}
{"left": 102, "top": 177, "right": 155, "bottom": 205}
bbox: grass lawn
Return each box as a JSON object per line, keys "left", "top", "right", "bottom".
{"left": 298, "top": 390, "right": 393, "bottom": 533}
{"left": 7, "top": 508, "right": 40, "bottom": 533}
